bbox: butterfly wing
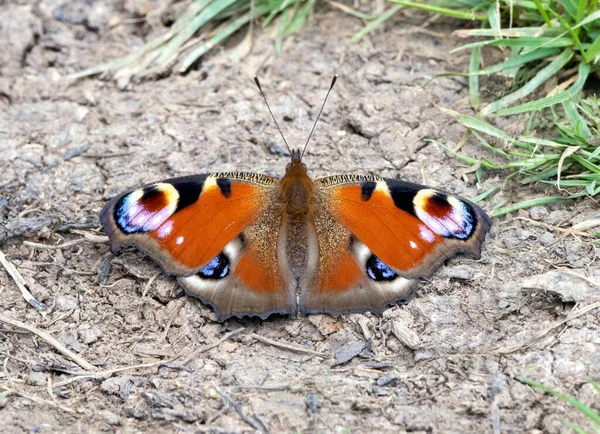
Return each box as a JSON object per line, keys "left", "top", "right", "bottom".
{"left": 300, "top": 175, "right": 491, "bottom": 315}
{"left": 100, "top": 173, "right": 295, "bottom": 320}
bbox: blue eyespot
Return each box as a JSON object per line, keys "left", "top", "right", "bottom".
{"left": 198, "top": 252, "right": 230, "bottom": 279}
{"left": 366, "top": 255, "right": 398, "bottom": 282}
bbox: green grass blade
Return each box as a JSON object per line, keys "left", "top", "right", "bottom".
{"left": 546, "top": 8, "right": 588, "bottom": 63}
{"left": 481, "top": 47, "right": 560, "bottom": 74}
{"left": 494, "top": 91, "right": 568, "bottom": 116}
{"left": 427, "top": 139, "right": 502, "bottom": 168}
{"left": 562, "top": 100, "right": 592, "bottom": 138}
{"left": 565, "top": 421, "right": 589, "bottom": 434}
{"left": 522, "top": 165, "right": 568, "bottom": 184}
{"left": 450, "top": 36, "right": 575, "bottom": 53}
{"left": 481, "top": 49, "right": 574, "bottom": 116}
{"left": 542, "top": 179, "right": 594, "bottom": 187}
{"left": 517, "top": 377, "right": 600, "bottom": 427}
{"left": 518, "top": 137, "right": 571, "bottom": 149}
{"left": 487, "top": 3, "right": 501, "bottom": 39}
{"left": 180, "top": 4, "right": 272, "bottom": 71}
{"left": 585, "top": 34, "right": 600, "bottom": 63}
{"left": 455, "top": 27, "right": 562, "bottom": 38}
{"left": 502, "top": 46, "right": 522, "bottom": 80}
{"left": 439, "top": 108, "right": 519, "bottom": 144}
{"left": 572, "top": 10, "right": 600, "bottom": 29}
{"left": 283, "top": 0, "right": 315, "bottom": 37}
{"left": 560, "top": 0, "right": 579, "bottom": 21}
{"left": 469, "top": 47, "right": 481, "bottom": 109}
{"left": 351, "top": 4, "right": 403, "bottom": 42}
{"left": 531, "top": 0, "right": 552, "bottom": 27}
{"left": 388, "top": 0, "right": 488, "bottom": 20}
{"left": 572, "top": 155, "right": 600, "bottom": 174}
{"left": 275, "top": 4, "right": 292, "bottom": 52}
{"left": 327, "top": 1, "right": 376, "bottom": 20}
{"left": 155, "top": 0, "right": 239, "bottom": 67}
{"left": 472, "top": 131, "right": 513, "bottom": 158}
{"left": 494, "top": 61, "right": 590, "bottom": 117}
{"left": 491, "top": 195, "right": 582, "bottom": 216}
{"left": 576, "top": 0, "right": 588, "bottom": 24}
{"left": 472, "top": 187, "right": 499, "bottom": 203}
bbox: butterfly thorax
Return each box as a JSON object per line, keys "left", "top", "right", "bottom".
{"left": 280, "top": 150, "right": 314, "bottom": 219}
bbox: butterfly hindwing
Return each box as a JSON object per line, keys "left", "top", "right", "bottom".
{"left": 300, "top": 175, "right": 491, "bottom": 315}
{"left": 100, "top": 173, "right": 295, "bottom": 320}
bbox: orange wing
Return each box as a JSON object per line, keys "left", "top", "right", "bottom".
{"left": 299, "top": 175, "right": 491, "bottom": 315}
{"left": 100, "top": 173, "right": 295, "bottom": 320}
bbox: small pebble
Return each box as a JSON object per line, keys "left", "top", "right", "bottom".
{"left": 376, "top": 375, "right": 398, "bottom": 387}
{"left": 335, "top": 340, "right": 366, "bottom": 365}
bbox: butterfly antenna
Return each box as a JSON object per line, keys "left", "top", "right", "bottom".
{"left": 254, "top": 76, "right": 292, "bottom": 155}
{"left": 301, "top": 74, "right": 337, "bottom": 159}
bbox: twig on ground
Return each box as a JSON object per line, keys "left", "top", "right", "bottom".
{"left": 0, "top": 313, "right": 97, "bottom": 371}
{"left": 24, "top": 239, "right": 87, "bottom": 250}
{"left": 51, "top": 356, "right": 182, "bottom": 388}
{"left": 69, "top": 229, "right": 109, "bottom": 244}
{"left": 249, "top": 333, "right": 329, "bottom": 358}
{"left": 158, "top": 298, "right": 186, "bottom": 343}
{"left": 511, "top": 217, "right": 594, "bottom": 237}
{"left": 181, "top": 328, "right": 245, "bottom": 365}
{"left": 83, "top": 151, "right": 135, "bottom": 159}
{"left": 213, "top": 385, "right": 267, "bottom": 433}
{"left": 0, "top": 385, "right": 78, "bottom": 413}
{"left": 141, "top": 271, "right": 161, "bottom": 299}
{"left": 230, "top": 384, "right": 305, "bottom": 393}
{"left": 172, "top": 422, "right": 238, "bottom": 434}
{"left": 0, "top": 250, "right": 47, "bottom": 313}
{"left": 491, "top": 301, "right": 600, "bottom": 355}
{"left": 47, "top": 376, "right": 59, "bottom": 405}
{"left": 42, "top": 309, "right": 75, "bottom": 328}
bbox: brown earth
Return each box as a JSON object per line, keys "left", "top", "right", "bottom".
{"left": 1, "top": 1, "right": 599, "bottom": 433}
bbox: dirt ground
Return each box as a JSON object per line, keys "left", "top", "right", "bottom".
{"left": 1, "top": 1, "right": 599, "bottom": 433}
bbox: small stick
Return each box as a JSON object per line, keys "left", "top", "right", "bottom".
{"left": 249, "top": 333, "right": 328, "bottom": 358}
{"left": 491, "top": 301, "right": 600, "bottom": 355}
{"left": 181, "top": 328, "right": 245, "bottom": 365}
{"left": 70, "top": 229, "right": 109, "bottom": 244}
{"left": 213, "top": 385, "right": 267, "bottom": 433}
{"left": 23, "top": 231, "right": 108, "bottom": 250}
{"left": 0, "top": 385, "right": 78, "bottom": 413}
{"left": 158, "top": 298, "right": 186, "bottom": 343}
{"left": 82, "top": 151, "right": 134, "bottom": 159}
{"left": 24, "top": 239, "right": 85, "bottom": 250}
{"left": 52, "top": 356, "right": 183, "bottom": 388}
{"left": 0, "top": 250, "right": 47, "bottom": 312}
{"left": 0, "top": 313, "right": 97, "bottom": 371}
{"left": 230, "top": 384, "right": 304, "bottom": 394}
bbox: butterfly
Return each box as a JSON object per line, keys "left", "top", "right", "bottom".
{"left": 100, "top": 76, "right": 491, "bottom": 321}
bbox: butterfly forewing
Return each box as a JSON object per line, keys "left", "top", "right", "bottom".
{"left": 100, "top": 172, "right": 297, "bottom": 319}
{"left": 315, "top": 175, "right": 491, "bottom": 279}
{"left": 298, "top": 175, "right": 491, "bottom": 315}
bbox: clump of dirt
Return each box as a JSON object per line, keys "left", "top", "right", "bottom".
{"left": 1, "top": 2, "right": 598, "bottom": 433}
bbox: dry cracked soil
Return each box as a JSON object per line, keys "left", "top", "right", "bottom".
{"left": 0, "top": 1, "right": 599, "bottom": 433}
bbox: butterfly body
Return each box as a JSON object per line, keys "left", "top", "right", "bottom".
{"left": 100, "top": 145, "right": 491, "bottom": 320}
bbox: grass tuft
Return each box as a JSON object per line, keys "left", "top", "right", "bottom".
{"left": 71, "top": 0, "right": 319, "bottom": 81}
{"left": 355, "top": 0, "right": 600, "bottom": 216}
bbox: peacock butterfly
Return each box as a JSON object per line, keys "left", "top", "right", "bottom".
{"left": 100, "top": 76, "right": 491, "bottom": 320}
